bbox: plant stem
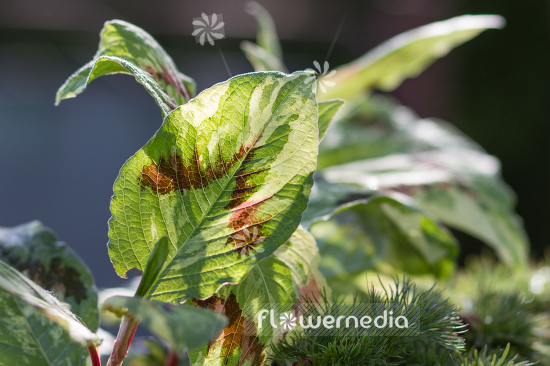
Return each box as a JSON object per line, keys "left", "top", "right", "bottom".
{"left": 88, "top": 344, "right": 101, "bottom": 366}
{"left": 106, "top": 315, "right": 139, "bottom": 366}
{"left": 165, "top": 349, "right": 180, "bottom": 366}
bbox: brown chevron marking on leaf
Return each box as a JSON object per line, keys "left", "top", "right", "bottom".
{"left": 224, "top": 147, "right": 263, "bottom": 211}
{"left": 193, "top": 294, "right": 265, "bottom": 365}
{"left": 139, "top": 145, "right": 248, "bottom": 194}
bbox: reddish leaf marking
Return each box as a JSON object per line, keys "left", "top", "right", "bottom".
{"left": 223, "top": 147, "right": 273, "bottom": 255}
{"left": 145, "top": 65, "right": 189, "bottom": 100}
{"left": 140, "top": 145, "right": 247, "bottom": 194}
{"left": 298, "top": 277, "right": 323, "bottom": 303}
{"left": 193, "top": 294, "right": 265, "bottom": 366}
{"left": 140, "top": 132, "right": 272, "bottom": 257}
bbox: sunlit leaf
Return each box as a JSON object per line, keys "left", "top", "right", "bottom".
{"left": 321, "top": 15, "right": 504, "bottom": 100}
{"left": 108, "top": 71, "right": 319, "bottom": 303}
{"left": 56, "top": 20, "right": 195, "bottom": 117}
{"left": 318, "top": 99, "right": 344, "bottom": 140}
{"left": 242, "top": 2, "right": 287, "bottom": 72}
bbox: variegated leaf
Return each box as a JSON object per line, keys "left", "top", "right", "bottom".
{"left": 56, "top": 20, "right": 195, "bottom": 117}
{"left": 108, "top": 71, "right": 319, "bottom": 303}
{"left": 189, "top": 227, "right": 327, "bottom": 366}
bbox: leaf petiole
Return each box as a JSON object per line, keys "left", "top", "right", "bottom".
{"left": 88, "top": 344, "right": 101, "bottom": 366}
{"left": 106, "top": 315, "right": 139, "bottom": 366}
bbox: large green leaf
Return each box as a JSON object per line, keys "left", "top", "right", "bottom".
{"left": 0, "top": 221, "right": 99, "bottom": 331}
{"left": 309, "top": 197, "right": 458, "bottom": 283}
{"left": 108, "top": 71, "right": 319, "bottom": 303}
{"left": 321, "top": 15, "right": 504, "bottom": 100}
{"left": 241, "top": 2, "right": 287, "bottom": 72}
{"left": 102, "top": 296, "right": 228, "bottom": 353}
{"left": 0, "top": 260, "right": 99, "bottom": 366}
{"left": 189, "top": 227, "right": 327, "bottom": 366}
{"left": 319, "top": 150, "right": 528, "bottom": 268}
{"left": 311, "top": 95, "right": 529, "bottom": 268}
{"left": 56, "top": 20, "right": 195, "bottom": 117}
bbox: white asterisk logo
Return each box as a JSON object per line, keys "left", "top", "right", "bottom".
{"left": 192, "top": 13, "right": 226, "bottom": 46}
{"left": 232, "top": 226, "right": 266, "bottom": 258}
{"left": 280, "top": 311, "right": 297, "bottom": 331}
{"left": 305, "top": 61, "right": 337, "bottom": 94}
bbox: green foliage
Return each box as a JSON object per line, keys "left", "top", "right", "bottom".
{"left": 310, "top": 94, "right": 529, "bottom": 269}
{"left": 0, "top": 221, "right": 99, "bottom": 330}
{"left": 56, "top": 19, "right": 195, "bottom": 117}
{"left": 188, "top": 227, "right": 328, "bottom": 365}
{"left": 444, "top": 258, "right": 550, "bottom": 364}
{"left": 269, "top": 276, "right": 465, "bottom": 365}
{"left": 0, "top": 3, "right": 537, "bottom": 366}
{"left": 309, "top": 196, "right": 458, "bottom": 285}
{"left": 317, "top": 100, "right": 344, "bottom": 140}
{"left": 102, "top": 295, "right": 228, "bottom": 353}
{"left": 134, "top": 237, "right": 170, "bottom": 298}
{"left": 0, "top": 260, "right": 99, "bottom": 365}
{"left": 241, "top": 3, "right": 528, "bottom": 271}
{"left": 320, "top": 15, "right": 505, "bottom": 100}
{"left": 241, "top": 2, "right": 287, "bottom": 72}
{"left": 107, "top": 70, "right": 319, "bottom": 303}
{"left": 409, "top": 343, "right": 534, "bottom": 366}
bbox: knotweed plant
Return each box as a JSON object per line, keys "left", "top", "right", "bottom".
{"left": 0, "top": 2, "right": 537, "bottom": 366}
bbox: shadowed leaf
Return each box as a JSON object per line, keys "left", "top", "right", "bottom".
{"left": 309, "top": 196, "right": 458, "bottom": 284}
{"left": 0, "top": 260, "right": 99, "bottom": 365}
{"left": 188, "top": 227, "right": 327, "bottom": 365}
{"left": 241, "top": 41, "right": 288, "bottom": 72}
{"left": 102, "top": 296, "right": 227, "bottom": 353}
{"left": 312, "top": 95, "right": 529, "bottom": 268}
{"left": 135, "top": 237, "right": 170, "bottom": 298}
{"left": 0, "top": 221, "right": 99, "bottom": 331}
{"left": 318, "top": 99, "right": 344, "bottom": 141}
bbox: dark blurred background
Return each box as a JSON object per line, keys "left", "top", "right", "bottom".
{"left": 1, "top": 0, "right": 548, "bottom": 289}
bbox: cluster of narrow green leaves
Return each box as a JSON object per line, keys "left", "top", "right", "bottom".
{"left": 269, "top": 276, "right": 466, "bottom": 365}
{"left": 443, "top": 257, "right": 550, "bottom": 364}
{"left": 409, "top": 343, "right": 535, "bottom": 366}
{"left": 0, "top": 2, "right": 533, "bottom": 366}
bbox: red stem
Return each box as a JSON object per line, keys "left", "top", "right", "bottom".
{"left": 165, "top": 349, "right": 180, "bottom": 366}
{"left": 106, "top": 315, "right": 140, "bottom": 366}
{"left": 88, "top": 344, "right": 101, "bottom": 366}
